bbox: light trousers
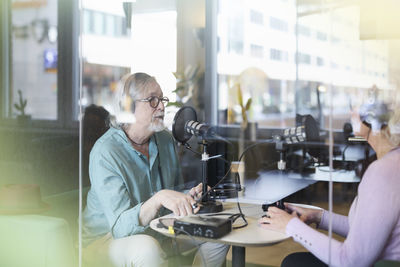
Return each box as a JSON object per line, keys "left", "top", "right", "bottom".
{"left": 83, "top": 233, "right": 229, "bottom": 267}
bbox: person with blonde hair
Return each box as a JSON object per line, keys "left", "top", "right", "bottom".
{"left": 259, "top": 103, "right": 400, "bottom": 267}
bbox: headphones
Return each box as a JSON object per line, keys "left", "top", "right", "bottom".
{"left": 122, "top": 74, "right": 136, "bottom": 113}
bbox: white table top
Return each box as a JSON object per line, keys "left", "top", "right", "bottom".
{"left": 150, "top": 203, "right": 289, "bottom": 247}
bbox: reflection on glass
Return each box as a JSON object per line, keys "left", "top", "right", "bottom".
{"left": 10, "top": 0, "right": 58, "bottom": 120}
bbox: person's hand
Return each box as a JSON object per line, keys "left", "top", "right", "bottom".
{"left": 258, "top": 207, "right": 298, "bottom": 234}
{"left": 155, "top": 189, "right": 200, "bottom": 216}
{"left": 284, "top": 203, "right": 323, "bottom": 225}
{"left": 188, "top": 183, "right": 210, "bottom": 201}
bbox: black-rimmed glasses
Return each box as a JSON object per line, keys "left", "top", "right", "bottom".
{"left": 137, "top": 96, "right": 169, "bottom": 108}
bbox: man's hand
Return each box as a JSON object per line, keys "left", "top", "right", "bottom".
{"left": 258, "top": 207, "right": 298, "bottom": 234}
{"left": 188, "top": 183, "right": 210, "bottom": 201}
{"left": 156, "top": 189, "right": 200, "bottom": 216}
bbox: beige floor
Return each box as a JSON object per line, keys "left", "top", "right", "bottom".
{"left": 226, "top": 200, "right": 352, "bottom": 267}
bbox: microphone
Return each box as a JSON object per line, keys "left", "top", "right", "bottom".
{"left": 274, "top": 114, "right": 320, "bottom": 170}
{"left": 185, "top": 120, "right": 215, "bottom": 139}
{"left": 281, "top": 126, "right": 306, "bottom": 144}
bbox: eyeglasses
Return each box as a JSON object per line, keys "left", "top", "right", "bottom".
{"left": 136, "top": 96, "right": 169, "bottom": 108}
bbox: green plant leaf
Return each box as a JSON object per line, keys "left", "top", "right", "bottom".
{"left": 245, "top": 98, "right": 252, "bottom": 111}
{"left": 167, "top": 102, "right": 183, "bottom": 108}
{"left": 173, "top": 86, "right": 186, "bottom": 93}
{"left": 237, "top": 85, "right": 243, "bottom": 106}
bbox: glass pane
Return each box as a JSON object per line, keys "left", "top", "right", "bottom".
{"left": 1, "top": 1, "right": 79, "bottom": 267}
{"left": 216, "top": 1, "right": 333, "bottom": 265}
{"left": 10, "top": 0, "right": 58, "bottom": 120}
{"left": 80, "top": 1, "right": 179, "bottom": 265}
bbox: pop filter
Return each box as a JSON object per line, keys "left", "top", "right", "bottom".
{"left": 172, "top": 106, "right": 197, "bottom": 144}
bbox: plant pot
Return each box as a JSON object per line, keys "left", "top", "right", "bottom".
{"left": 244, "top": 122, "right": 258, "bottom": 141}
{"left": 17, "top": 115, "right": 32, "bottom": 125}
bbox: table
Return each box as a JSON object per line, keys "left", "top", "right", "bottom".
{"left": 150, "top": 203, "right": 288, "bottom": 267}
{"left": 226, "top": 169, "right": 360, "bottom": 205}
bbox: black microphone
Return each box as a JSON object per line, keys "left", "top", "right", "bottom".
{"left": 281, "top": 126, "right": 306, "bottom": 144}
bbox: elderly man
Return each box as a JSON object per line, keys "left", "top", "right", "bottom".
{"left": 82, "top": 73, "right": 229, "bottom": 267}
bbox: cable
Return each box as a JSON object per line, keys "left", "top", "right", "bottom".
{"left": 204, "top": 212, "right": 248, "bottom": 229}
{"left": 197, "top": 139, "right": 275, "bottom": 204}
{"left": 238, "top": 139, "right": 275, "bottom": 162}
{"left": 185, "top": 143, "right": 231, "bottom": 164}
{"left": 158, "top": 218, "right": 207, "bottom": 267}
{"left": 342, "top": 144, "right": 349, "bottom": 161}
{"left": 184, "top": 143, "right": 202, "bottom": 155}
{"left": 193, "top": 140, "right": 275, "bottom": 224}
{"left": 173, "top": 227, "right": 207, "bottom": 267}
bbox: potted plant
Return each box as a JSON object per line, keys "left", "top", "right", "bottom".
{"left": 168, "top": 64, "right": 204, "bottom": 112}
{"left": 14, "top": 90, "right": 31, "bottom": 124}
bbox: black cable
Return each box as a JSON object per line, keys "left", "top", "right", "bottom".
{"left": 196, "top": 139, "right": 275, "bottom": 204}
{"left": 185, "top": 142, "right": 231, "bottom": 164}
{"left": 204, "top": 212, "right": 248, "bottom": 229}
{"left": 342, "top": 144, "right": 349, "bottom": 161}
{"left": 172, "top": 227, "right": 207, "bottom": 267}
{"left": 184, "top": 143, "right": 202, "bottom": 155}
{"left": 158, "top": 218, "right": 207, "bottom": 267}
{"left": 238, "top": 139, "right": 275, "bottom": 162}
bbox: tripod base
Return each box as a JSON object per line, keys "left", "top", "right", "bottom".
{"left": 197, "top": 200, "right": 223, "bottom": 214}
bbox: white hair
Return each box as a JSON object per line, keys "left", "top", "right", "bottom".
{"left": 110, "top": 73, "right": 157, "bottom": 129}
{"left": 385, "top": 110, "right": 400, "bottom": 147}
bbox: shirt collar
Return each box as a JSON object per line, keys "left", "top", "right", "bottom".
{"left": 114, "top": 127, "right": 159, "bottom": 167}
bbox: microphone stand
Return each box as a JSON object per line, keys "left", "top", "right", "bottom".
{"left": 273, "top": 135, "right": 287, "bottom": 170}
{"left": 198, "top": 139, "right": 223, "bottom": 214}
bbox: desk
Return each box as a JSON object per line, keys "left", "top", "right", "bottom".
{"left": 150, "top": 203, "right": 288, "bottom": 267}
{"left": 226, "top": 169, "right": 360, "bottom": 205}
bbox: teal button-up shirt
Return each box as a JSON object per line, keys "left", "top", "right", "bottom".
{"left": 82, "top": 127, "right": 183, "bottom": 247}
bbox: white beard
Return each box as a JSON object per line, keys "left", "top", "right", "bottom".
{"left": 149, "top": 119, "right": 165, "bottom": 132}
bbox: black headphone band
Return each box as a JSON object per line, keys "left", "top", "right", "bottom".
{"left": 123, "top": 75, "right": 136, "bottom": 112}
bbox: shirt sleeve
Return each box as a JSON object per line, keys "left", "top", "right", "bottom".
{"left": 318, "top": 210, "right": 349, "bottom": 237}
{"left": 286, "top": 160, "right": 400, "bottom": 267}
{"left": 90, "top": 152, "right": 148, "bottom": 239}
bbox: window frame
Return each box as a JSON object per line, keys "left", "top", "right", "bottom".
{"left": 0, "top": 0, "right": 79, "bottom": 132}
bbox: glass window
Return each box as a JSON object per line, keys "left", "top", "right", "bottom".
{"left": 316, "top": 56, "right": 324, "bottom": 66}
{"left": 298, "top": 24, "right": 310, "bottom": 37}
{"left": 250, "top": 9, "right": 263, "bottom": 25}
{"left": 296, "top": 52, "right": 311, "bottom": 64}
{"left": 93, "top": 11, "right": 104, "bottom": 35}
{"left": 270, "top": 48, "right": 288, "bottom": 62}
{"left": 7, "top": 0, "right": 58, "bottom": 120}
{"left": 316, "top": 30, "right": 327, "bottom": 41}
{"left": 270, "top": 16, "right": 288, "bottom": 32}
{"left": 250, "top": 44, "right": 263, "bottom": 58}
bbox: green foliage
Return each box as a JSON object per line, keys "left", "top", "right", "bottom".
{"left": 168, "top": 65, "right": 204, "bottom": 108}
{"left": 14, "top": 89, "right": 27, "bottom": 116}
{"left": 237, "top": 84, "right": 252, "bottom": 129}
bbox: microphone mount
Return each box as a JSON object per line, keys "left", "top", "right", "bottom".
{"left": 172, "top": 106, "right": 223, "bottom": 213}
